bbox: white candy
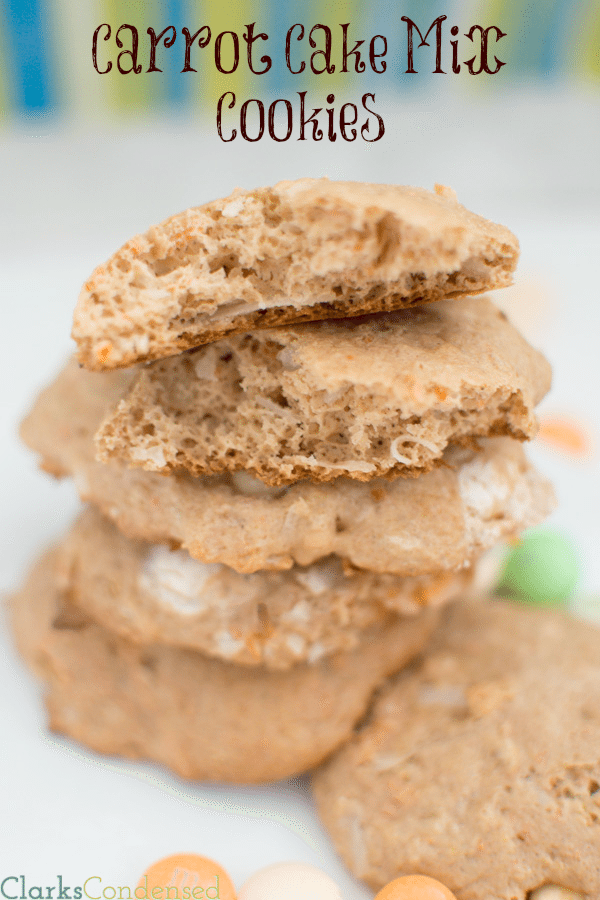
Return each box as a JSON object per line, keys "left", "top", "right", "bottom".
{"left": 529, "top": 887, "right": 584, "bottom": 900}
{"left": 238, "top": 862, "right": 343, "bottom": 900}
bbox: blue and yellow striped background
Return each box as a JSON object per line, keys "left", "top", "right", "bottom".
{"left": 0, "top": 0, "right": 598, "bottom": 120}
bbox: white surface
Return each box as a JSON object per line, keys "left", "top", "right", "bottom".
{"left": 1, "top": 90, "right": 599, "bottom": 894}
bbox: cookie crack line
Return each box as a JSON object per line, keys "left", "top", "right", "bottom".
{"left": 92, "top": 295, "right": 550, "bottom": 486}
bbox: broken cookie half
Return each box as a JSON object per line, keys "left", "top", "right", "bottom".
{"left": 73, "top": 179, "right": 519, "bottom": 371}
{"left": 20, "top": 358, "right": 555, "bottom": 575}
{"left": 95, "top": 296, "right": 550, "bottom": 484}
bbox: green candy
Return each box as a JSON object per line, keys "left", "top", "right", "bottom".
{"left": 496, "top": 529, "right": 580, "bottom": 607}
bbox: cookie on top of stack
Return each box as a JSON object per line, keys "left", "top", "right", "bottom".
{"left": 14, "top": 179, "right": 554, "bottom": 785}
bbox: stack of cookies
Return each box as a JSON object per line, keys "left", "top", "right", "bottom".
{"left": 14, "top": 180, "right": 555, "bottom": 786}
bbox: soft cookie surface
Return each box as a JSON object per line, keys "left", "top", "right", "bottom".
{"left": 58, "top": 507, "right": 469, "bottom": 670}
{"left": 11, "top": 551, "right": 437, "bottom": 783}
{"left": 72, "top": 179, "right": 518, "bottom": 370}
{"left": 313, "top": 600, "right": 600, "bottom": 899}
{"left": 21, "top": 360, "right": 555, "bottom": 574}
{"left": 95, "top": 296, "right": 550, "bottom": 484}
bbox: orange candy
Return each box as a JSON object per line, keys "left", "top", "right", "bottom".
{"left": 374, "top": 874, "right": 457, "bottom": 900}
{"left": 538, "top": 417, "right": 590, "bottom": 458}
{"left": 138, "top": 854, "right": 236, "bottom": 900}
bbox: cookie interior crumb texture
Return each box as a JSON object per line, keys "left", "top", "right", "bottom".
{"left": 312, "top": 601, "right": 600, "bottom": 900}
{"left": 20, "top": 359, "right": 556, "bottom": 575}
{"left": 95, "top": 296, "right": 551, "bottom": 484}
{"left": 72, "top": 179, "right": 519, "bottom": 370}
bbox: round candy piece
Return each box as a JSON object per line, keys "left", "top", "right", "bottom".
{"left": 529, "top": 886, "right": 584, "bottom": 900}
{"left": 496, "top": 529, "right": 579, "bottom": 607}
{"left": 237, "top": 862, "right": 341, "bottom": 900}
{"left": 139, "top": 853, "right": 236, "bottom": 900}
{"left": 374, "top": 875, "right": 457, "bottom": 900}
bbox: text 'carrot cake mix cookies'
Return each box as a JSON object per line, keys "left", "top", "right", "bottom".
{"left": 13, "top": 180, "right": 558, "bottom": 809}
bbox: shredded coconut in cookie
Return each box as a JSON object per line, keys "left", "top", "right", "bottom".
{"left": 140, "top": 547, "right": 221, "bottom": 615}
